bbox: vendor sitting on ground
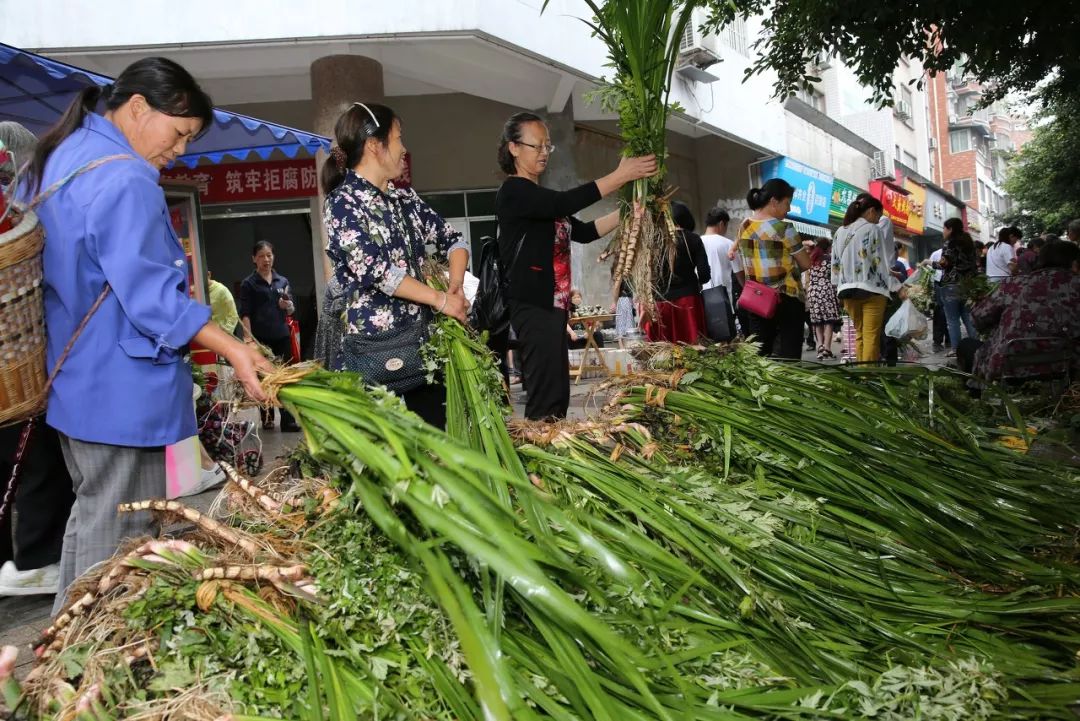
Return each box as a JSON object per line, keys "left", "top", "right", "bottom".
{"left": 957, "top": 240, "right": 1080, "bottom": 381}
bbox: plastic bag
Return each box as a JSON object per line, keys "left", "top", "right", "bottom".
{"left": 885, "top": 299, "right": 929, "bottom": 341}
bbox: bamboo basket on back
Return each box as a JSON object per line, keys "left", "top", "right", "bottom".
{"left": 0, "top": 206, "right": 47, "bottom": 425}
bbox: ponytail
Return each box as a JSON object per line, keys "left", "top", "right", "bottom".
{"left": 746, "top": 187, "right": 763, "bottom": 210}
{"left": 24, "top": 85, "right": 105, "bottom": 194}
{"left": 842, "top": 192, "right": 884, "bottom": 227}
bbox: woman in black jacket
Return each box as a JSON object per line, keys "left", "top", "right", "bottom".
{"left": 495, "top": 112, "right": 655, "bottom": 420}
{"left": 645, "top": 201, "right": 711, "bottom": 343}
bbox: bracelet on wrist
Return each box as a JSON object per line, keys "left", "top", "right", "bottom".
{"left": 436, "top": 291, "right": 448, "bottom": 313}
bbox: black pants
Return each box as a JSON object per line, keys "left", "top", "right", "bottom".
{"left": 257, "top": 335, "right": 297, "bottom": 429}
{"left": 0, "top": 421, "right": 75, "bottom": 570}
{"left": 402, "top": 383, "right": 448, "bottom": 430}
{"left": 956, "top": 337, "right": 983, "bottom": 374}
{"left": 511, "top": 302, "right": 570, "bottom": 420}
{"left": 731, "top": 276, "right": 752, "bottom": 337}
{"left": 749, "top": 295, "right": 806, "bottom": 360}
{"left": 932, "top": 283, "right": 950, "bottom": 347}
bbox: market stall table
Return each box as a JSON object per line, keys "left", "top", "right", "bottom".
{"left": 570, "top": 313, "right": 614, "bottom": 383}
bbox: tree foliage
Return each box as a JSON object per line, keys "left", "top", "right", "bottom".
{"left": 1001, "top": 96, "right": 1080, "bottom": 236}
{"left": 701, "top": 0, "right": 1080, "bottom": 107}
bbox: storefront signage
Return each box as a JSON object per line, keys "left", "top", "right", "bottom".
{"left": 923, "top": 187, "right": 947, "bottom": 231}
{"left": 829, "top": 179, "right": 862, "bottom": 221}
{"left": 869, "top": 180, "right": 910, "bottom": 229}
{"left": 758, "top": 156, "right": 833, "bottom": 225}
{"left": 903, "top": 179, "right": 926, "bottom": 235}
{"left": 161, "top": 159, "right": 319, "bottom": 204}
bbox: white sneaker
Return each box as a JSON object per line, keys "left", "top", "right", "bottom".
{"left": 179, "top": 465, "right": 228, "bottom": 498}
{"left": 0, "top": 561, "right": 59, "bottom": 596}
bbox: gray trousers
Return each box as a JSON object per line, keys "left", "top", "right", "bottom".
{"left": 52, "top": 435, "right": 163, "bottom": 615}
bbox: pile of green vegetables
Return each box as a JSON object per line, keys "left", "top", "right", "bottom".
{"left": 3, "top": 325, "right": 1078, "bottom": 720}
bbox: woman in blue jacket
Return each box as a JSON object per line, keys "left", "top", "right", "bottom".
{"left": 23, "top": 58, "right": 272, "bottom": 613}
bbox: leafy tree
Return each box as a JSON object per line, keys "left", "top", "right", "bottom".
{"left": 1001, "top": 96, "right": 1080, "bottom": 236}
{"left": 701, "top": 0, "right": 1080, "bottom": 106}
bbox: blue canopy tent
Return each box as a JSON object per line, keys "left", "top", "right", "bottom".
{"left": 0, "top": 42, "right": 330, "bottom": 167}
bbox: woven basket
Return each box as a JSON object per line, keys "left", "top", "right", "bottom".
{"left": 0, "top": 207, "right": 46, "bottom": 425}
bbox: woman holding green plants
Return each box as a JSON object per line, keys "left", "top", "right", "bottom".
{"left": 494, "top": 111, "right": 655, "bottom": 420}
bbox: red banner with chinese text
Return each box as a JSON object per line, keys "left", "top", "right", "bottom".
{"left": 869, "top": 180, "right": 910, "bottom": 228}
{"left": 161, "top": 159, "right": 319, "bottom": 204}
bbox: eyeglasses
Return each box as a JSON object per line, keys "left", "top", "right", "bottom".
{"left": 516, "top": 141, "right": 556, "bottom": 155}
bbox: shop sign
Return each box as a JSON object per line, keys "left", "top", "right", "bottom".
{"left": 829, "top": 179, "right": 862, "bottom": 221}
{"left": 758, "top": 156, "right": 833, "bottom": 225}
{"left": 161, "top": 159, "right": 319, "bottom": 204}
{"left": 870, "top": 180, "right": 910, "bottom": 228}
{"left": 923, "top": 187, "right": 948, "bottom": 230}
{"left": 903, "top": 179, "right": 926, "bottom": 235}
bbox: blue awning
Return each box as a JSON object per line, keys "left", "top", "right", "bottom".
{"left": 0, "top": 42, "right": 330, "bottom": 168}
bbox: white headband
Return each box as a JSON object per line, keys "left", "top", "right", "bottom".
{"left": 352, "top": 102, "right": 380, "bottom": 128}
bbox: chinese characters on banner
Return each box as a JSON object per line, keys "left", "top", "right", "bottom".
{"left": 161, "top": 159, "right": 319, "bottom": 204}
{"left": 869, "top": 180, "right": 910, "bottom": 228}
{"left": 758, "top": 156, "right": 833, "bottom": 224}
{"left": 902, "top": 179, "right": 926, "bottom": 234}
{"left": 828, "top": 179, "right": 862, "bottom": 222}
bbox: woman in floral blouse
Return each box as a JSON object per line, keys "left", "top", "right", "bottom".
{"left": 322, "top": 102, "right": 469, "bottom": 428}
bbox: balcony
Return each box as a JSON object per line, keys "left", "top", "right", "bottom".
{"left": 949, "top": 111, "right": 993, "bottom": 137}
{"left": 949, "top": 76, "right": 982, "bottom": 96}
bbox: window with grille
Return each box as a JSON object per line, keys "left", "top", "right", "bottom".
{"left": 720, "top": 16, "right": 748, "bottom": 56}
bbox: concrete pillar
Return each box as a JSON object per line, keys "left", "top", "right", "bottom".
{"left": 308, "top": 55, "right": 386, "bottom": 303}
{"left": 540, "top": 99, "right": 617, "bottom": 307}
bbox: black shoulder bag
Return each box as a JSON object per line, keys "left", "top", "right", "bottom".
{"left": 469, "top": 233, "right": 525, "bottom": 336}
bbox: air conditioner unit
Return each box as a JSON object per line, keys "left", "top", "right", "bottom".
{"left": 677, "top": 15, "right": 721, "bottom": 72}
{"left": 870, "top": 151, "right": 890, "bottom": 180}
{"left": 948, "top": 114, "right": 959, "bottom": 125}
{"left": 894, "top": 100, "right": 912, "bottom": 120}
{"left": 928, "top": 137, "right": 938, "bottom": 150}
{"left": 811, "top": 51, "right": 832, "bottom": 71}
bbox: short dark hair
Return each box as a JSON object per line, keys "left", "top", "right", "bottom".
{"left": 320, "top": 102, "right": 399, "bottom": 195}
{"left": 670, "top": 201, "right": 695, "bottom": 232}
{"left": 252, "top": 240, "right": 274, "bottom": 256}
{"left": 747, "top": 178, "right": 795, "bottom": 210}
{"left": 705, "top": 207, "right": 730, "bottom": 227}
{"left": 497, "top": 112, "right": 544, "bottom": 175}
{"left": 1029, "top": 236, "right": 1046, "bottom": 250}
{"left": 1039, "top": 239, "right": 1080, "bottom": 270}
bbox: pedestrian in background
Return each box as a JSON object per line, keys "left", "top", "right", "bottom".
{"left": 645, "top": 201, "right": 710, "bottom": 343}
{"left": 805, "top": 237, "right": 840, "bottom": 360}
{"left": 1017, "top": 236, "right": 1044, "bottom": 274}
{"left": 986, "top": 226, "right": 1021, "bottom": 282}
{"left": 239, "top": 240, "right": 300, "bottom": 432}
{"left": 733, "top": 179, "right": 811, "bottom": 359}
{"left": 207, "top": 270, "right": 239, "bottom": 336}
{"left": 933, "top": 217, "right": 979, "bottom": 355}
{"left": 831, "top": 194, "right": 904, "bottom": 363}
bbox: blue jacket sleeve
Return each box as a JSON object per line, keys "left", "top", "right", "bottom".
{"left": 86, "top": 175, "right": 210, "bottom": 361}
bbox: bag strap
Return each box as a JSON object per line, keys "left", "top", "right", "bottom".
{"left": 30, "top": 153, "right": 137, "bottom": 406}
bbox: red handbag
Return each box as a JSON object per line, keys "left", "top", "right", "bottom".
{"left": 737, "top": 279, "right": 781, "bottom": 319}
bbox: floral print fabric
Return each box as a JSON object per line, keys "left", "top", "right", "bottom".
{"left": 552, "top": 218, "right": 572, "bottom": 310}
{"left": 971, "top": 268, "right": 1080, "bottom": 380}
{"left": 324, "top": 170, "right": 468, "bottom": 336}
